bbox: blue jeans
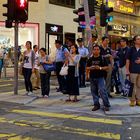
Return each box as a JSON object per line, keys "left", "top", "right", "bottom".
{"left": 90, "top": 77, "right": 110, "bottom": 107}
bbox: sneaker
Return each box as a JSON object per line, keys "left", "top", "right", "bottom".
{"left": 27, "top": 92, "right": 34, "bottom": 96}
{"left": 104, "top": 107, "right": 110, "bottom": 111}
{"left": 136, "top": 101, "right": 140, "bottom": 106}
{"left": 129, "top": 101, "right": 136, "bottom": 107}
{"left": 44, "top": 95, "right": 49, "bottom": 98}
{"left": 92, "top": 106, "right": 100, "bottom": 111}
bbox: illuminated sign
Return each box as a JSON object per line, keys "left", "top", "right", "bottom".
{"left": 50, "top": 26, "right": 58, "bottom": 32}
{"left": 96, "top": 0, "right": 134, "bottom": 14}
{"left": 112, "top": 24, "right": 128, "bottom": 32}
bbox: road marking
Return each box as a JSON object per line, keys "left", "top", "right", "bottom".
{"left": 0, "top": 117, "right": 120, "bottom": 140}
{"left": 0, "top": 84, "right": 12, "bottom": 87}
{"left": 0, "top": 133, "right": 32, "bottom": 140}
{"left": 0, "top": 89, "right": 26, "bottom": 95}
{"left": 0, "top": 133, "right": 16, "bottom": 138}
{"left": 11, "top": 109, "right": 122, "bottom": 125}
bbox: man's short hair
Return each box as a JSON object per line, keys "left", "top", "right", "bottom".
{"left": 120, "top": 37, "right": 128, "bottom": 43}
{"left": 102, "top": 36, "right": 108, "bottom": 42}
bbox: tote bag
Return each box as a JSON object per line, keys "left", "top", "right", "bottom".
{"left": 59, "top": 64, "right": 68, "bottom": 76}
{"left": 123, "top": 77, "right": 134, "bottom": 97}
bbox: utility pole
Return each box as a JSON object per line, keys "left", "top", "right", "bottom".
{"left": 14, "top": 21, "right": 19, "bottom": 95}
{"left": 83, "top": 0, "right": 92, "bottom": 55}
{"left": 105, "top": 0, "right": 109, "bottom": 37}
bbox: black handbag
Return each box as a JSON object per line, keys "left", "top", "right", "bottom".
{"left": 123, "top": 76, "right": 134, "bottom": 97}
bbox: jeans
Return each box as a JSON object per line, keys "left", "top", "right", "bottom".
{"left": 119, "top": 66, "right": 126, "bottom": 91}
{"left": 90, "top": 77, "right": 110, "bottom": 107}
{"left": 106, "top": 65, "right": 112, "bottom": 95}
{"left": 23, "top": 67, "right": 32, "bottom": 92}
{"left": 40, "top": 72, "right": 51, "bottom": 96}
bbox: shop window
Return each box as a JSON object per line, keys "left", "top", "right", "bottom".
{"left": 49, "top": 0, "right": 75, "bottom": 8}
{"left": 0, "top": 22, "right": 39, "bottom": 52}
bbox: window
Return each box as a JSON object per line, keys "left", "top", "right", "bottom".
{"left": 49, "top": 0, "right": 75, "bottom": 8}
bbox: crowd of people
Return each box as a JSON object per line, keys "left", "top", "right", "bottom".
{"left": 5, "top": 35, "right": 140, "bottom": 112}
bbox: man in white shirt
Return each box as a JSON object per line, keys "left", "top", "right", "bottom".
{"left": 32, "top": 45, "right": 40, "bottom": 90}
{"left": 77, "top": 38, "right": 89, "bottom": 88}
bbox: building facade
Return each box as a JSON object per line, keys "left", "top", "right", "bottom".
{"left": 0, "top": 0, "right": 140, "bottom": 57}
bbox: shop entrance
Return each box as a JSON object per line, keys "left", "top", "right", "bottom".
{"left": 45, "top": 23, "right": 63, "bottom": 61}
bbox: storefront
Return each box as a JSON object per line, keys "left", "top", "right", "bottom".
{"left": 45, "top": 23, "right": 63, "bottom": 60}
{"left": 0, "top": 22, "right": 39, "bottom": 52}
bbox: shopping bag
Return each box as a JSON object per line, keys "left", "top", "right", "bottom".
{"left": 42, "top": 63, "right": 56, "bottom": 72}
{"left": 59, "top": 64, "right": 68, "bottom": 76}
{"left": 123, "top": 78, "right": 134, "bottom": 97}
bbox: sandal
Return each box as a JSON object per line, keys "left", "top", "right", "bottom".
{"left": 65, "top": 99, "right": 71, "bottom": 102}
{"left": 72, "top": 99, "right": 80, "bottom": 102}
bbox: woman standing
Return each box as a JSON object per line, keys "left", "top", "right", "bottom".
{"left": 66, "top": 45, "right": 81, "bottom": 102}
{"left": 39, "top": 48, "right": 51, "bottom": 98}
{"left": 22, "top": 41, "right": 35, "bottom": 95}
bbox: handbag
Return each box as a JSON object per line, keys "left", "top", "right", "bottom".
{"left": 123, "top": 76, "right": 134, "bottom": 97}
{"left": 42, "top": 63, "right": 56, "bottom": 72}
{"left": 59, "top": 64, "right": 68, "bottom": 76}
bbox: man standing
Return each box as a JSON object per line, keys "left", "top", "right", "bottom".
{"left": 117, "top": 38, "right": 129, "bottom": 94}
{"left": 32, "top": 45, "right": 40, "bottom": 90}
{"left": 77, "top": 38, "right": 89, "bottom": 88}
{"left": 100, "top": 37, "right": 113, "bottom": 98}
{"left": 87, "top": 44, "right": 110, "bottom": 111}
{"left": 55, "top": 40, "right": 68, "bottom": 93}
{"left": 126, "top": 35, "right": 140, "bottom": 106}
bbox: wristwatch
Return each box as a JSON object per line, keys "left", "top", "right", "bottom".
{"left": 100, "top": 67, "right": 102, "bottom": 70}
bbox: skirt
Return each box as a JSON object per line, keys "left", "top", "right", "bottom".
{"left": 66, "top": 66, "right": 79, "bottom": 96}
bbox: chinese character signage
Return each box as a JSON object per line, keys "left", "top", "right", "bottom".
{"left": 96, "top": 0, "right": 135, "bottom": 14}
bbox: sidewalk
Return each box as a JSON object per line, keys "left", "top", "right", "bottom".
{"left": 0, "top": 85, "right": 140, "bottom": 116}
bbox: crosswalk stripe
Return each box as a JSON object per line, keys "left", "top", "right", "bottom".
{"left": 0, "top": 117, "right": 120, "bottom": 140}
{"left": 11, "top": 109, "right": 122, "bottom": 125}
{"left": 0, "top": 133, "right": 16, "bottom": 138}
{"left": 0, "top": 133, "right": 32, "bottom": 140}
{"left": 0, "top": 84, "right": 12, "bottom": 87}
{"left": 0, "top": 89, "right": 26, "bottom": 95}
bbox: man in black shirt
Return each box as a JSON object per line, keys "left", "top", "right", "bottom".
{"left": 126, "top": 35, "right": 140, "bottom": 106}
{"left": 100, "top": 37, "right": 113, "bottom": 98}
{"left": 87, "top": 45, "right": 110, "bottom": 111}
{"left": 117, "top": 37, "right": 129, "bottom": 93}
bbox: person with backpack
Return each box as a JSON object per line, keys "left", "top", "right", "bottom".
{"left": 54, "top": 40, "right": 69, "bottom": 93}
{"left": 87, "top": 44, "right": 110, "bottom": 111}
{"left": 126, "top": 35, "right": 140, "bottom": 106}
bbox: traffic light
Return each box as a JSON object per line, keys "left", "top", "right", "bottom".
{"left": 3, "top": 0, "right": 16, "bottom": 28}
{"left": 15, "top": 0, "right": 28, "bottom": 22}
{"left": 88, "top": 0, "right": 96, "bottom": 17}
{"left": 73, "top": 7, "right": 85, "bottom": 27}
{"left": 100, "top": 4, "right": 113, "bottom": 27}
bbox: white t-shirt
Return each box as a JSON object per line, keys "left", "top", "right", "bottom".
{"left": 23, "top": 51, "right": 33, "bottom": 69}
